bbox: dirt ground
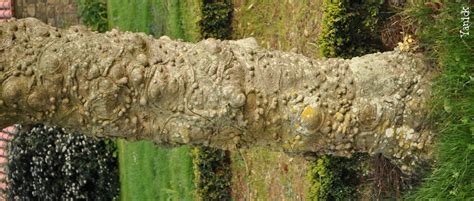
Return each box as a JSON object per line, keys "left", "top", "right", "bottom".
{"left": 232, "top": 0, "right": 323, "bottom": 58}
{"left": 231, "top": 148, "right": 310, "bottom": 200}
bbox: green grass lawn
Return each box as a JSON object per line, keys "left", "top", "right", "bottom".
{"left": 402, "top": 2, "right": 474, "bottom": 199}
{"left": 117, "top": 141, "right": 195, "bottom": 201}
{"left": 107, "top": 0, "right": 201, "bottom": 200}
{"left": 107, "top": 0, "right": 200, "bottom": 41}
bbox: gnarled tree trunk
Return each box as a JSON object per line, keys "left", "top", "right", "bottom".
{"left": 0, "top": 18, "right": 434, "bottom": 172}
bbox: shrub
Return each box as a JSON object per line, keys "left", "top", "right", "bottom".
{"left": 7, "top": 125, "right": 119, "bottom": 200}
{"left": 76, "top": 0, "right": 108, "bottom": 33}
{"left": 192, "top": 147, "right": 232, "bottom": 201}
{"left": 199, "top": 0, "right": 233, "bottom": 39}
{"left": 306, "top": 154, "right": 368, "bottom": 200}
{"left": 193, "top": 2, "right": 233, "bottom": 200}
{"left": 318, "top": 0, "right": 389, "bottom": 58}
{"left": 310, "top": 1, "right": 392, "bottom": 200}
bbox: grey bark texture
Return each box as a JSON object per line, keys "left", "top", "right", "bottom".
{"left": 0, "top": 18, "right": 435, "bottom": 172}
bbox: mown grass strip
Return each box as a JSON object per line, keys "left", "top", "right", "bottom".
{"left": 107, "top": 1, "right": 201, "bottom": 200}
{"left": 117, "top": 140, "right": 195, "bottom": 201}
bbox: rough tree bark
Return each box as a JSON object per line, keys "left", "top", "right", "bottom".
{"left": 0, "top": 18, "right": 434, "bottom": 172}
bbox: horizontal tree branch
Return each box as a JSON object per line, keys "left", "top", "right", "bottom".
{"left": 0, "top": 18, "right": 435, "bottom": 172}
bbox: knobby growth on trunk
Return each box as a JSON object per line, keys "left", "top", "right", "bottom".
{"left": 0, "top": 18, "right": 435, "bottom": 173}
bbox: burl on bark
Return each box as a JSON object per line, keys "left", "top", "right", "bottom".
{"left": 0, "top": 18, "right": 435, "bottom": 173}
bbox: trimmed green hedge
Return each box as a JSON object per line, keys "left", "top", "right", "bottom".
{"left": 192, "top": 147, "right": 232, "bottom": 201}
{"left": 308, "top": 0, "right": 393, "bottom": 199}
{"left": 306, "top": 154, "right": 369, "bottom": 200}
{"left": 199, "top": 0, "right": 233, "bottom": 40}
{"left": 318, "top": 0, "right": 388, "bottom": 58}
{"left": 193, "top": 1, "right": 233, "bottom": 200}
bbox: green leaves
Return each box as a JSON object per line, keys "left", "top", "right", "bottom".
{"left": 306, "top": 154, "right": 366, "bottom": 200}
{"left": 318, "top": 0, "right": 387, "bottom": 58}
{"left": 192, "top": 147, "right": 232, "bottom": 201}
{"left": 199, "top": 1, "right": 233, "bottom": 40}
{"left": 76, "top": 0, "right": 108, "bottom": 33}
{"left": 8, "top": 125, "right": 119, "bottom": 200}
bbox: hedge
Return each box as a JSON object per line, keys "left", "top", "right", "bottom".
{"left": 192, "top": 1, "right": 233, "bottom": 200}
{"left": 199, "top": 0, "right": 233, "bottom": 40}
{"left": 192, "top": 147, "right": 232, "bottom": 201}
{"left": 76, "top": 0, "right": 108, "bottom": 33}
{"left": 318, "top": 0, "right": 388, "bottom": 58}
{"left": 308, "top": 0, "right": 393, "bottom": 199}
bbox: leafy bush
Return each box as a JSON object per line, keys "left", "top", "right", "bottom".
{"left": 7, "top": 125, "right": 119, "bottom": 200}
{"left": 318, "top": 0, "right": 389, "bottom": 58}
{"left": 199, "top": 0, "right": 233, "bottom": 39}
{"left": 192, "top": 147, "right": 232, "bottom": 201}
{"left": 193, "top": 2, "right": 233, "bottom": 200}
{"left": 309, "top": 1, "right": 391, "bottom": 199}
{"left": 76, "top": 0, "right": 108, "bottom": 33}
{"left": 306, "top": 154, "right": 368, "bottom": 200}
